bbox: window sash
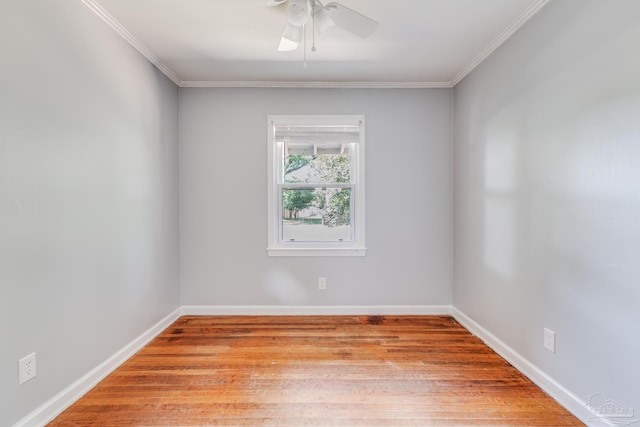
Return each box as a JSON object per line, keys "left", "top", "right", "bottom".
{"left": 278, "top": 187, "right": 357, "bottom": 246}
{"left": 280, "top": 141, "right": 357, "bottom": 186}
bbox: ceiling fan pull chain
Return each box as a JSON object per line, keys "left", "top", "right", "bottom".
{"left": 303, "top": 23, "right": 308, "bottom": 68}
{"left": 312, "top": 0, "right": 317, "bottom": 52}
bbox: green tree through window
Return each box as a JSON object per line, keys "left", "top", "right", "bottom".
{"left": 282, "top": 189, "right": 315, "bottom": 219}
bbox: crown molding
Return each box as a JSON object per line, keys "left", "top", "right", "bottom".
{"left": 80, "top": 0, "right": 183, "bottom": 86}
{"left": 179, "top": 80, "right": 453, "bottom": 89}
{"left": 450, "top": 0, "right": 551, "bottom": 86}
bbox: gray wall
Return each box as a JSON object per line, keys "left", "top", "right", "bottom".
{"left": 453, "top": 0, "right": 640, "bottom": 416}
{"left": 180, "top": 88, "right": 452, "bottom": 307}
{"left": 0, "top": 1, "right": 180, "bottom": 425}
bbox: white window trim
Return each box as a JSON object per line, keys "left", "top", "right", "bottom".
{"left": 267, "top": 115, "right": 366, "bottom": 257}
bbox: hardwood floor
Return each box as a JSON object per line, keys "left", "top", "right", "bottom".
{"left": 49, "top": 316, "right": 583, "bottom": 426}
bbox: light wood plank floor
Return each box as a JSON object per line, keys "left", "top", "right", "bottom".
{"left": 49, "top": 316, "right": 583, "bottom": 426}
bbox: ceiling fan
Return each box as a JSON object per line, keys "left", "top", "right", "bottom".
{"left": 267, "top": 0, "right": 379, "bottom": 52}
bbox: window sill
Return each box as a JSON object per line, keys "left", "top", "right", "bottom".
{"left": 267, "top": 247, "right": 367, "bottom": 257}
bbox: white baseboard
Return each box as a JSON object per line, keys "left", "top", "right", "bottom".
{"left": 181, "top": 305, "right": 453, "bottom": 316}
{"left": 451, "top": 307, "right": 594, "bottom": 425}
{"left": 13, "top": 308, "right": 183, "bottom": 427}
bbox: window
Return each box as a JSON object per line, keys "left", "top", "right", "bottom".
{"left": 267, "top": 115, "right": 366, "bottom": 256}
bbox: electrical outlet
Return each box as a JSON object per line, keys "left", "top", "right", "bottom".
{"left": 544, "top": 328, "right": 556, "bottom": 353}
{"left": 18, "top": 352, "right": 37, "bottom": 385}
{"left": 318, "top": 277, "right": 327, "bottom": 290}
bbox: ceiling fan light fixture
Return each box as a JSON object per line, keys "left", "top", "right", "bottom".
{"left": 285, "top": 0, "right": 310, "bottom": 27}
{"left": 278, "top": 22, "right": 303, "bottom": 51}
{"left": 278, "top": 37, "right": 298, "bottom": 51}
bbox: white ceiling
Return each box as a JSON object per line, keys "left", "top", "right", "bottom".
{"left": 84, "top": 0, "right": 549, "bottom": 87}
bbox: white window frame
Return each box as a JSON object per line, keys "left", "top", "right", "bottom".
{"left": 267, "top": 115, "right": 366, "bottom": 257}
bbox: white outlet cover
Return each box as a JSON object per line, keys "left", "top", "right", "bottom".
{"left": 18, "top": 352, "right": 37, "bottom": 385}
{"left": 544, "top": 328, "right": 556, "bottom": 353}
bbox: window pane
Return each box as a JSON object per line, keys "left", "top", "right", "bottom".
{"left": 282, "top": 188, "right": 351, "bottom": 242}
{"left": 284, "top": 143, "right": 352, "bottom": 184}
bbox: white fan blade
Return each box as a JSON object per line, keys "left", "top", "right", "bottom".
{"left": 313, "top": 2, "right": 336, "bottom": 34}
{"left": 326, "top": 2, "right": 378, "bottom": 38}
{"left": 278, "top": 21, "right": 303, "bottom": 51}
{"left": 266, "top": 0, "right": 287, "bottom": 6}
